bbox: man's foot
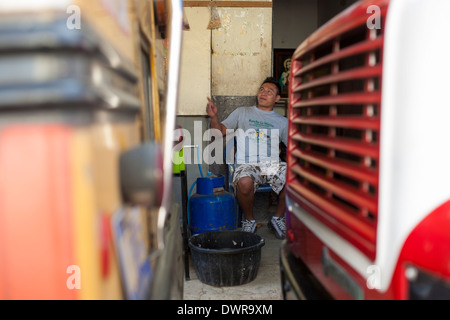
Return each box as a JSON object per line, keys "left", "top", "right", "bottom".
{"left": 241, "top": 219, "right": 257, "bottom": 233}
{"left": 268, "top": 216, "right": 286, "bottom": 239}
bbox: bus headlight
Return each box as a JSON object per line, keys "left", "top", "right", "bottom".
{"left": 406, "top": 266, "right": 450, "bottom": 300}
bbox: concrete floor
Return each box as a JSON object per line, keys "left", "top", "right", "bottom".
{"left": 183, "top": 193, "right": 284, "bottom": 300}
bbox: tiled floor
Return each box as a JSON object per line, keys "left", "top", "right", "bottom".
{"left": 183, "top": 193, "right": 284, "bottom": 300}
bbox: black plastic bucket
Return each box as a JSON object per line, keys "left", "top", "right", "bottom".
{"left": 188, "top": 230, "right": 265, "bottom": 287}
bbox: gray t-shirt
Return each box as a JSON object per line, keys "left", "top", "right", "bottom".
{"left": 222, "top": 106, "right": 288, "bottom": 164}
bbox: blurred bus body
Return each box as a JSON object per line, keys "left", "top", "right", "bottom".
{"left": 0, "top": 0, "right": 184, "bottom": 300}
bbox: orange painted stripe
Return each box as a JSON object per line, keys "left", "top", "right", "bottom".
{"left": 0, "top": 125, "right": 76, "bottom": 299}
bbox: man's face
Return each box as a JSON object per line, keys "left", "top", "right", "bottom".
{"left": 257, "top": 82, "right": 280, "bottom": 109}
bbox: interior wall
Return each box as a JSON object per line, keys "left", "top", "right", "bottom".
{"left": 211, "top": 7, "right": 272, "bottom": 97}
{"left": 178, "top": 6, "right": 211, "bottom": 116}
{"left": 272, "top": 0, "right": 317, "bottom": 50}
{"left": 178, "top": 1, "right": 273, "bottom": 116}
{"left": 179, "top": 0, "right": 360, "bottom": 116}
{"left": 272, "top": 0, "right": 360, "bottom": 51}
{"left": 317, "top": 0, "right": 359, "bottom": 27}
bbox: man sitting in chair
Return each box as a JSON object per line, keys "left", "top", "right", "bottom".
{"left": 205, "top": 77, "right": 288, "bottom": 239}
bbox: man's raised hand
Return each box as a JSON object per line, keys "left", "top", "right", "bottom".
{"left": 206, "top": 97, "right": 218, "bottom": 118}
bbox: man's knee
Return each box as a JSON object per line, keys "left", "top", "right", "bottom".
{"left": 237, "top": 176, "right": 254, "bottom": 195}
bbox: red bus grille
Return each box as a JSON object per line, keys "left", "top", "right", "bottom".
{"left": 287, "top": 2, "right": 387, "bottom": 259}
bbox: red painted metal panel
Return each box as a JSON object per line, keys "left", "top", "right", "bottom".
{"left": 294, "top": 65, "right": 382, "bottom": 92}
{"left": 399, "top": 200, "right": 450, "bottom": 280}
{"left": 293, "top": 37, "right": 384, "bottom": 78}
{"left": 290, "top": 164, "right": 377, "bottom": 213}
{"left": 286, "top": 208, "right": 396, "bottom": 299}
{"left": 291, "top": 92, "right": 381, "bottom": 108}
{"left": 287, "top": 0, "right": 388, "bottom": 260}
{"left": 292, "top": 116, "right": 380, "bottom": 130}
{"left": 287, "top": 186, "right": 376, "bottom": 252}
{"left": 291, "top": 132, "right": 379, "bottom": 158}
{"left": 291, "top": 149, "right": 378, "bottom": 184}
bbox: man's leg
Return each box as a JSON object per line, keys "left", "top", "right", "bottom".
{"left": 236, "top": 176, "right": 255, "bottom": 220}
{"left": 266, "top": 162, "right": 287, "bottom": 239}
{"left": 232, "top": 164, "right": 262, "bottom": 232}
{"left": 269, "top": 187, "right": 286, "bottom": 239}
{"left": 274, "top": 186, "right": 286, "bottom": 218}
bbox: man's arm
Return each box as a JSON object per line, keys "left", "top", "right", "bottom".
{"left": 206, "top": 97, "right": 227, "bottom": 136}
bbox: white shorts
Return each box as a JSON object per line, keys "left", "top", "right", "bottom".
{"left": 232, "top": 161, "right": 286, "bottom": 195}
